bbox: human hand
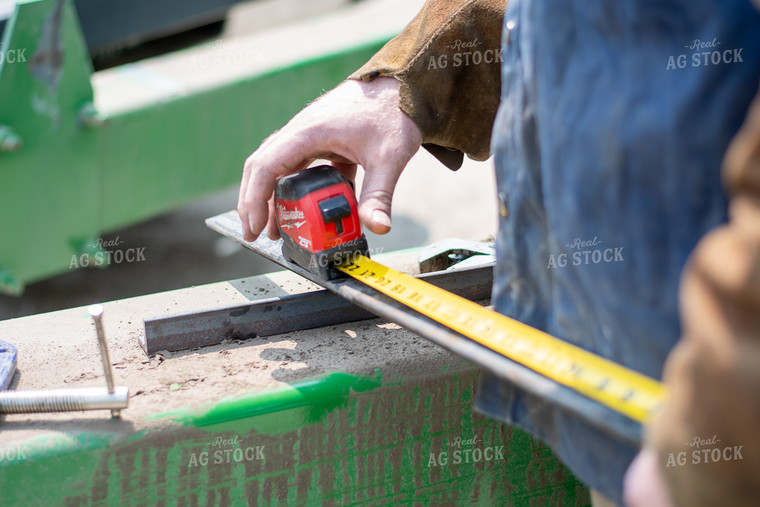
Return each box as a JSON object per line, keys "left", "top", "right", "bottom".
{"left": 623, "top": 448, "right": 674, "bottom": 507}
{"left": 237, "top": 77, "right": 423, "bottom": 242}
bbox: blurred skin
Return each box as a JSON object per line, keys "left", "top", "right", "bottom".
{"left": 237, "top": 76, "right": 422, "bottom": 242}
{"left": 237, "top": 75, "right": 675, "bottom": 507}
{"left": 624, "top": 449, "right": 674, "bottom": 507}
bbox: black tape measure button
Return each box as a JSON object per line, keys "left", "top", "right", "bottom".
{"left": 319, "top": 195, "right": 352, "bottom": 234}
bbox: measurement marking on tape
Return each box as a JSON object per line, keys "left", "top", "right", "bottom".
{"left": 338, "top": 256, "right": 665, "bottom": 423}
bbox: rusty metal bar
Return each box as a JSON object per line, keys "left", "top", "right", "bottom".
{"left": 141, "top": 258, "right": 494, "bottom": 355}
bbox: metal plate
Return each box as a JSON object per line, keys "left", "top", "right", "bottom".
{"left": 142, "top": 263, "right": 494, "bottom": 355}
{"left": 206, "top": 210, "right": 642, "bottom": 446}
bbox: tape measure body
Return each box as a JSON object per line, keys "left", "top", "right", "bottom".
{"left": 337, "top": 255, "right": 665, "bottom": 423}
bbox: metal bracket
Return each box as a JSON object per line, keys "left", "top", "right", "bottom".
{"left": 418, "top": 238, "right": 496, "bottom": 273}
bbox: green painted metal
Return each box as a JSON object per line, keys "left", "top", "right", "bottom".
{"left": 0, "top": 0, "right": 99, "bottom": 295}
{"left": 97, "top": 47, "right": 383, "bottom": 232}
{"left": 0, "top": 0, "right": 387, "bottom": 293}
{"left": 0, "top": 369, "right": 590, "bottom": 505}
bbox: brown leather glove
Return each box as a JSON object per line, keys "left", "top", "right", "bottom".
{"left": 349, "top": 0, "right": 506, "bottom": 170}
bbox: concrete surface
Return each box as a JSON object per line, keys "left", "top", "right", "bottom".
{"left": 0, "top": 250, "right": 471, "bottom": 442}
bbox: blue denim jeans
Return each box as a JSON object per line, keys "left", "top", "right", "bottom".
{"left": 476, "top": 0, "right": 760, "bottom": 503}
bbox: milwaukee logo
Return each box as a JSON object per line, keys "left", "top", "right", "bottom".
{"left": 277, "top": 205, "right": 305, "bottom": 221}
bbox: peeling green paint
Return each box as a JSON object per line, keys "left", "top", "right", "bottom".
{"left": 0, "top": 0, "right": 389, "bottom": 289}
{"left": 153, "top": 370, "right": 384, "bottom": 436}
{"left": 0, "top": 368, "right": 590, "bottom": 505}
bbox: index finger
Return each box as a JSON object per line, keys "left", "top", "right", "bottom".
{"left": 237, "top": 130, "right": 325, "bottom": 241}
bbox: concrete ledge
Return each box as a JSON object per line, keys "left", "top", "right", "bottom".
{"left": 0, "top": 250, "right": 458, "bottom": 435}
{"left": 0, "top": 251, "right": 590, "bottom": 504}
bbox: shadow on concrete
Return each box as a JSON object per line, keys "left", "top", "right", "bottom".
{"left": 0, "top": 416, "right": 136, "bottom": 435}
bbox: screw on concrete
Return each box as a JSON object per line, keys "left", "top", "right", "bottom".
{"left": 0, "top": 305, "right": 128, "bottom": 416}
{"left": 0, "top": 386, "right": 129, "bottom": 414}
{"left": 89, "top": 304, "right": 121, "bottom": 418}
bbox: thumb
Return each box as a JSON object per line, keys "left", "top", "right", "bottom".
{"left": 357, "top": 165, "right": 402, "bottom": 235}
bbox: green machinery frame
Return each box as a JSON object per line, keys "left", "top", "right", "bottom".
{"left": 0, "top": 368, "right": 590, "bottom": 505}
{"left": 0, "top": 0, "right": 385, "bottom": 295}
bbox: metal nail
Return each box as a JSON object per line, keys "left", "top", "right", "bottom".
{"left": 89, "top": 304, "right": 120, "bottom": 418}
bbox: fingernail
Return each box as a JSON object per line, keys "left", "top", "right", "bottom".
{"left": 372, "top": 209, "right": 392, "bottom": 229}
{"left": 248, "top": 217, "right": 259, "bottom": 241}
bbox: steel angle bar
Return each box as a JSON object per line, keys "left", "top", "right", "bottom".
{"left": 142, "top": 290, "right": 373, "bottom": 356}
{"left": 206, "top": 211, "right": 642, "bottom": 446}
{"left": 141, "top": 252, "right": 494, "bottom": 356}
{"left": 418, "top": 238, "right": 496, "bottom": 273}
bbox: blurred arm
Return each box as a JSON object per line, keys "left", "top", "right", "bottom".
{"left": 643, "top": 83, "right": 760, "bottom": 506}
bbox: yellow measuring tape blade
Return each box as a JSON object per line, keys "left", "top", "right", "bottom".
{"left": 337, "top": 255, "right": 665, "bottom": 423}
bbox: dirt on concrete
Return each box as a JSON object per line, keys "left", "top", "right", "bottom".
{"left": 0, "top": 253, "right": 474, "bottom": 444}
